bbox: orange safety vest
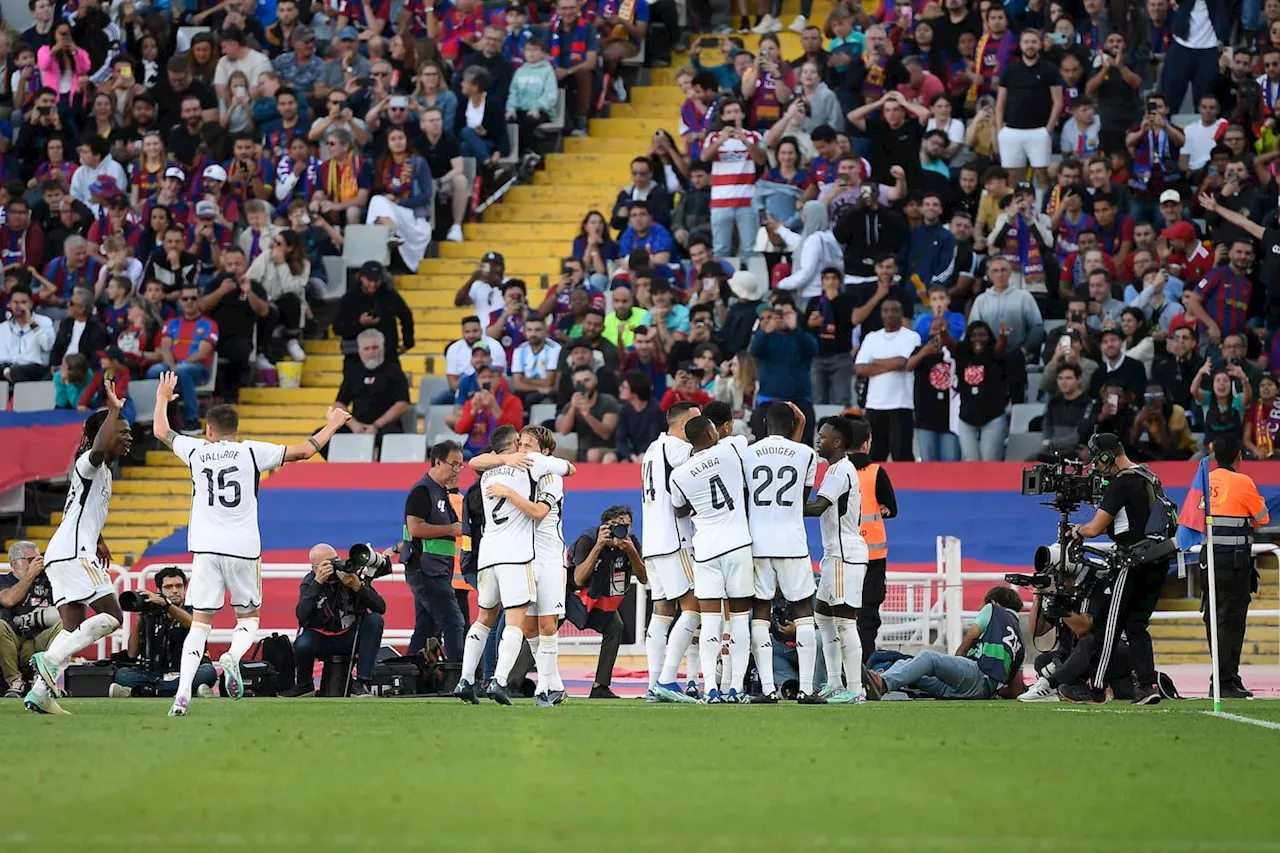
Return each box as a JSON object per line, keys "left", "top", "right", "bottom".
{"left": 449, "top": 493, "right": 473, "bottom": 590}
{"left": 858, "top": 463, "right": 887, "bottom": 560}
{"left": 1204, "top": 468, "right": 1270, "bottom": 529}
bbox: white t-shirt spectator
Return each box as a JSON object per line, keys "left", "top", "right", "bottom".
{"left": 444, "top": 336, "right": 507, "bottom": 378}
{"left": 926, "top": 116, "right": 964, "bottom": 147}
{"left": 855, "top": 326, "right": 921, "bottom": 410}
{"left": 215, "top": 49, "right": 274, "bottom": 90}
{"left": 511, "top": 339, "right": 562, "bottom": 382}
{"left": 1180, "top": 118, "right": 1226, "bottom": 171}
{"left": 466, "top": 279, "right": 507, "bottom": 317}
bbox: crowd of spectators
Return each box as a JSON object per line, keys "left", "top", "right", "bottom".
{"left": 447, "top": 0, "right": 1280, "bottom": 464}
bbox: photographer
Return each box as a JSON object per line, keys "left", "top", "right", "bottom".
{"left": 568, "top": 505, "right": 645, "bottom": 700}
{"left": 109, "top": 567, "right": 218, "bottom": 699}
{"left": 0, "top": 542, "right": 61, "bottom": 698}
{"left": 286, "top": 543, "right": 387, "bottom": 698}
{"left": 1057, "top": 433, "right": 1174, "bottom": 705}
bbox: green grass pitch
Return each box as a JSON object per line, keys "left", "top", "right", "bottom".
{"left": 4, "top": 699, "right": 1280, "bottom": 853}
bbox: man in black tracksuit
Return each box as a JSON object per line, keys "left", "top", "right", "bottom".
{"left": 331, "top": 261, "right": 415, "bottom": 368}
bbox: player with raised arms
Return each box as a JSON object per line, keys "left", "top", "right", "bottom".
{"left": 25, "top": 383, "right": 132, "bottom": 715}
{"left": 803, "top": 416, "right": 870, "bottom": 704}
{"left": 743, "top": 401, "right": 821, "bottom": 703}
{"left": 152, "top": 372, "right": 351, "bottom": 716}
{"left": 665, "top": 415, "right": 754, "bottom": 704}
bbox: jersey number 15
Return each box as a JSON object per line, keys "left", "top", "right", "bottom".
{"left": 201, "top": 466, "right": 242, "bottom": 508}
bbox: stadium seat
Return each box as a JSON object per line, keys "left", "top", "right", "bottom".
{"left": 1004, "top": 432, "right": 1042, "bottom": 462}
{"left": 342, "top": 225, "right": 393, "bottom": 269}
{"left": 417, "top": 376, "right": 452, "bottom": 414}
{"left": 0, "top": 485, "right": 25, "bottom": 518}
{"left": 11, "top": 381, "right": 55, "bottom": 412}
{"left": 746, "top": 255, "right": 769, "bottom": 288}
{"left": 721, "top": 256, "right": 740, "bottom": 271}
{"left": 380, "top": 433, "right": 428, "bottom": 462}
{"left": 320, "top": 257, "right": 349, "bottom": 301}
{"left": 328, "top": 433, "right": 376, "bottom": 462}
{"left": 1009, "top": 402, "right": 1045, "bottom": 434}
{"left": 0, "top": 380, "right": 8, "bottom": 410}
{"left": 1043, "top": 318, "right": 1065, "bottom": 336}
{"left": 500, "top": 125, "right": 520, "bottom": 169}
{"left": 399, "top": 407, "right": 419, "bottom": 434}
{"left": 422, "top": 405, "right": 451, "bottom": 441}
{"left": 131, "top": 380, "right": 160, "bottom": 426}
{"left": 195, "top": 358, "right": 219, "bottom": 395}
{"left": 812, "top": 404, "right": 844, "bottom": 421}
{"left": 552, "top": 432, "right": 578, "bottom": 461}
{"left": 431, "top": 432, "right": 458, "bottom": 448}
{"left": 462, "top": 157, "right": 477, "bottom": 190}
{"left": 529, "top": 402, "right": 556, "bottom": 426}
{"left": 622, "top": 38, "right": 646, "bottom": 66}
{"left": 537, "top": 91, "right": 567, "bottom": 136}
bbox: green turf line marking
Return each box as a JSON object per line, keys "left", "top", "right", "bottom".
{"left": 1204, "top": 711, "right": 1280, "bottom": 731}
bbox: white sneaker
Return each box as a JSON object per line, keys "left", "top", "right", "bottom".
{"left": 255, "top": 354, "right": 274, "bottom": 372}
{"left": 751, "top": 14, "right": 776, "bottom": 33}
{"left": 108, "top": 683, "right": 131, "bottom": 698}
{"left": 196, "top": 684, "right": 216, "bottom": 699}
{"left": 286, "top": 339, "right": 307, "bottom": 362}
{"left": 446, "top": 224, "right": 464, "bottom": 242}
{"left": 764, "top": 13, "right": 784, "bottom": 31}
{"left": 1018, "top": 676, "right": 1059, "bottom": 702}
{"left": 788, "top": 13, "right": 808, "bottom": 32}
{"left": 611, "top": 76, "right": 628, "bottom": 102}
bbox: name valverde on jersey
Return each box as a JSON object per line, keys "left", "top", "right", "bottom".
{"left": 670, "top": 443, "right": 752, "bottom": 562}
{"left": 171, "top": 435, "right": 286, "bottom": 560}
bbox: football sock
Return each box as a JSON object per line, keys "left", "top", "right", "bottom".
{"left": 750, "top": 618, "right": 775, "bottom": 694}
{"left": 228, "top": 616, "right": 259, "bottom": 663}
{"left": 794, "top": 616, "right": 817, "bottom": 694}
{"left": 176, "top": 621, "right": 212, "bottom": 703}
{"left": 460, "top": 621, "right": 490, "bottom": 684}
{"left": 538, "top": 633, "right": 562, "bottom": 691}
{"left": 685, "top": 634, "right": 700, "bottom": 684}
{"left": 494, "top": 625, "right": 523, "bottom": 688}
{"left": 699, "top": 612, "right": 724, "bottom": 694}
{"left": 728, "top": 612, "right": 750, "bottom": 694}
{"left": 645, "top": 614, "right": 673, "bottom": 688}
{"left": 814, "top": 612, "right": 842, "bottom": 688}
{"left": 658, "top": 610, "right": 699, "bottom": 684}
{"left": 836, "top": 617, "right": 864, "bottom": 694}
{"left": 44, "top": 613, "right": 121, "bottom": 670}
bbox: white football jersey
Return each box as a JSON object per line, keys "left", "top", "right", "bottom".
{"left": 172, "top": 435, "right": 286, "bottom": 559}
{"left": 640, "top": 432, "right": 693, "bottom": 558}
{"left": 670, "top": 442, "right": 751, "bottom": 561}
{"left": 816, "top": 457, "right": 868, "bottom": 564}
{"left": 533, "top": 468, "right": 566, "bottom": 566}
{"left": 45, "top": 452, "right": 113, "bottom": 565}
{"left": 478, "top": 453, "right": 571, "bottom": 569}
{"left": 745, "top": 435, "right": 817, "bottom": 559}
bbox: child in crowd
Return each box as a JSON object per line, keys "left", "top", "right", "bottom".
{"left": 505, "top": 37, "right": 558, "bottom": 161}
{"left": 53, "top": 353, "right": 92, "bottom": 409}
{"left": 79, "top": 346, "right": 135, "bottom": 423}
{"left": 99, "top": 274, "right": 134, "bottom": 334}
{"left": 1060, "top": 95, "right": 1101, "bottom": 158}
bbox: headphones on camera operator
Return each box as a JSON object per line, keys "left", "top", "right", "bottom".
{"left": 1085, "top": 433, "right": 1179, "bottom": 565}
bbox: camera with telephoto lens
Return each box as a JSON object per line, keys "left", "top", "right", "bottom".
{"left": 328, "top": 543, "right": 394, "bottom": 583}
{"left": 119, "top": 590, "right": 169, "bottom": 614}
{"left": 610, "top": 523, "right": 628, "bottom": 540}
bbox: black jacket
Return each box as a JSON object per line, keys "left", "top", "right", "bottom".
{"left": 331, "top": 280, "right": 415, "bottom": 355}
{"left": 296, "top": 571, "right": 387, "bottom": 635}
{"left": 50, "top": 315, "right": 110, "bottom": 368}
{"left": 452, "top": 92, "right": 511, "bottom": 158}
{"left": 610, "top": 185, "right": 674, "bottom": 232}
{"left": 832, "top": 206, "right": 908, "bottom": 278}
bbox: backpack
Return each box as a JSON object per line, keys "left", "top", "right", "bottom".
{"left": 1118, "top": 465, "right": 1178, "bottom": 541}
{"left": 253, "top": 632, "right": 296, "bottom": 692}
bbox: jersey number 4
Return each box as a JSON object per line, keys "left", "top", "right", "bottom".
{"left": 751, "top": 465, "right": 798, "bottom": 507}
{"left": 709, "top": 475, "right": 736, "bottom": 511}
{"left": 201, "top": 466, "right": 242, "bottom": 508}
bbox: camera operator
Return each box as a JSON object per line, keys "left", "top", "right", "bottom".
{"left": 568, "top": 505, "right": 645, "bottom": 700}
{"left": 0, "top": 542, "right": 61, "bottom": 698}
{"left": 109, "top": 567, "right": 218, "bottom": 698}
{"left": 285, "top": 543, "right": 387, "bottom": 698}
{"left": 1018, "top": 574, "right": 1136, "bottom": 703}
{"left": 1058, "top": 433, "right": 1171, "bottom": 705}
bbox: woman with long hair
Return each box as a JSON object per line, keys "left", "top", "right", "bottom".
{"left": 572, "top": 210, "right": 618, "bottom": 282}
{"left": 795, "top": 60, "right": 842, "bottom": 132}
{"left": 1191, "top": 361, "right": 1253, "bottom": 453}
{"left": 218, "top": 70, "right": 255, "bottom": 134}
{"left": 411, "top": 61, "right": 459, "bottom": 136}
{"left": 30, "top": 135, "right": 77, "bottom": 190}
{"left": 367, "top": 126, "right": 434, "bottom": 271}
{"left": 953, "top": 320, "right": 1009, "bottom": 461}
{"left": 714, "top": 351, "right": 758, "bottom": 422}
{"left": 1245, "top": 375, "right": 1280, "bottom": 460}
{"left": 130, "top": 131, "right": 171, "bottom": 206}
{"left": 648, "top": 129, "right": 688, "bottom": 190}
{"left": 754, "top": 136, "right": 812, "bottom": 231}
{"left": 387, "top": 34, "right": 419, "bottom": 92}
{"left": 1119, "top": 306, "right": 1153, "bottom": 374}
{"left": 186, "top": 33, "right": 218, "bottom": 84}
{"left": 114, "top": 295, "right": 163, "bottom": 378}
{"left": 248, "top": 228, "right": 311, "bottom": 364}
{"left": 84, "top": 91, "right": 120, "bottom": 142}
{"left": 130, "top": 204, "right": 173, "bottom": 261}
{"left": 740, "top": 34, "right": 791, "bottom": 130}
{"left": 36, "top": 21, "right": 90, "bottom": 117}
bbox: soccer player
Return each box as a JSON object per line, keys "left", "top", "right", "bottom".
{"left": 25, "top": 384, "right": 132, "bottom": 715}
{"left": 471, "top": 425, "right": 574, "bottom": 705}
{"left": 643, "top": 401, "right": 704, "bottom": 702}
{"left": 472, "top": 424, "right": 575, "bottom": 705}
{"left": 743, "top": 401, "right": 821, "bottom": 703}
{"left": 803, "top": 416, "right": 869, "bottom": 704}
{"left": 666, "top": 415, "right": 753, "bottom": 704}
{"left": 152, "top": 372, "right": 351, "bottom": 716}
{"left": 701, "top": 400, "right": 748, "bottom": 452}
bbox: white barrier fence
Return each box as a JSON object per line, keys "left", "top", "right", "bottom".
{"left": 3, "top": 536, "right": 1277, "bottom": 663}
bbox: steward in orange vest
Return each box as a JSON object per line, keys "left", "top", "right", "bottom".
{"left": 850, "top": 440, "right": 897, "bottom": 664}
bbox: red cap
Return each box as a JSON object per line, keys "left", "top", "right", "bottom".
{"left": 1167, "top": 312, "right": 1197, "bottom": 336}
{"left": 1160, "top": 220, "right": 1197, "bottom": 243}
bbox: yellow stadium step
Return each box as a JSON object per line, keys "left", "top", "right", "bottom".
{"left": 104, "top": 540, "right": 155, "bottom": 561}
{"left": 610, "top": 103, "right": 681, "bottom": 121}
{"left": 400, "top": 290, "right": 471, "bottom": 309}
{"left": 25, "top": 524, "right": 176, "bottom": 541}
{"left": 237, "top": 403, "right": 336, "bottom": 420}
{"left": 435, "top": 240, "right": 562, "bottom": 258}
{"left": 505, "top": 185, "right": 616, "bottom": 206}
{"left": 236, "top": 417, "right": 328, "bottom": 434}
{"left": 306, "top": 354, "right": 432, "bottom": 373}
{"left": 241, "top": 387, "right": 348, "bottom": 405}
{"left": 415, "top": 257, "right": 561, "bottom": 276}
{"left": 1155, "top": 598, "right": 1202, "bottom": 611}
{"left": 586, "top": 118, "right": 680, "bottom": 138}
{"left": 629, "top": 86, "right": 687, "bottom": 107}
{"left": 111, "top": 495, "right": 194, "bottom": 511}
{"left": 141, "top": 451, "right": 188, "bottom": 467}
{"left": 305, "top": 338, "right": 454, "bottom": 356}
{"left": 544, "top": 152, "right": 637, "bottom": 172}
{"left": 120, "top": 466, "right": 190, "bottom": 481}
{"left": 483, "top": 206, "right": 588, "bottom": 225}
{"left": 530, "top": 169, "right": 617, "bottom": 187}
{"left": 114, "top": 480, "right": 197, "bottom": 496}
{"left": 462, "top": 223, "right": 579, "bottom": 243}
{"left": 56, "top": 509, "right": 191, "bottom": 527}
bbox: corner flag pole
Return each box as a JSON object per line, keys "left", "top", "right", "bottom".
{"left": 1205, "top": 515, "right": 1221, "bottom": 714}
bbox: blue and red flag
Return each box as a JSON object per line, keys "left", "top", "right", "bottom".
{"left": 0, "top": 410, "right": 85, "bottom": 492}
{"left": 1176, "top": 455, "right": 1212, "bottom": 551}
